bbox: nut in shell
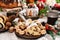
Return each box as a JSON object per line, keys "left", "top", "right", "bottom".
{"left": 6, "top": 22, "right": 11, "bottom": 27}
{"left": 5, "top": 26, "right": 9, "bottom": 30}
{"left": 9, "top": 27, "right": 14, "bottom": 33}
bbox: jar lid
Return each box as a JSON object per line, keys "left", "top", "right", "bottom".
{"left": 50, "top": 10, "right": 58, "bottom": 13}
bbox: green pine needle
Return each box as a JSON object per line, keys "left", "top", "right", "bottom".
{"left": 47, "top": 30, "right": 55, "bottom": 40}
{"left": 0, "top": 8, "right": 2, "bottom": 12}
{"left": 57, "top": 31, "right": 60, "bottom": 35}
{"left": 38, "top": 7, "right": 48, "bottom": 15}
{"left": 56, "top": 0, "right": 60, "bottom": 3}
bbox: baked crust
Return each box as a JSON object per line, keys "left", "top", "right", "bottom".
{"left": 0, "top": 2, "right": 18, "bottom": 8}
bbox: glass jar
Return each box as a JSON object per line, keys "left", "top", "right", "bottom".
{"left": 47, "top": 10, "right": 58, "bottom": 25}
{"left": 0, "top": 0, "right": 18, "bottom": 8}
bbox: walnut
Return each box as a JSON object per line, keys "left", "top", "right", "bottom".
{"left": 6, "top": 17, "right": 9, "bottom": 22}
{"left": 6, "top": 22, "right": 11, "bottom": 27}
{"left": 9, "top": 27, "right": 14, "bottom": 33}
{"left": 5, "top": 26, "right": 9, "bottom": 30}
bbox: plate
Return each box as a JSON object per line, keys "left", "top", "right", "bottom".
{"left": 15, "top": 31, "right": 46, "bottom": 39}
